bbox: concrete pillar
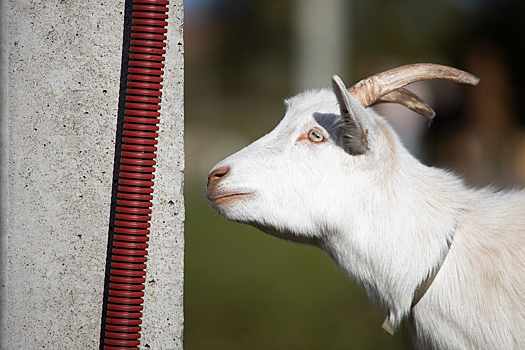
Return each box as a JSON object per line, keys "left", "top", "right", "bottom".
{"left": 0, "top": 0, "right": 184, "bottom": 348}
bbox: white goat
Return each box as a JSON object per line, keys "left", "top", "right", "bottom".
{"left": 206, "top": 64, "right": 525, "bottom": 349}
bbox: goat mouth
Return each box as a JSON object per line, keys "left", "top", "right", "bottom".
{"left": 207, "top": 192, "right": 253, "bottom": 205}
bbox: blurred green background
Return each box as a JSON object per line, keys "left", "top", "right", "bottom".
{"left": 184, "top": 0, "right": 525, "bottom": 349}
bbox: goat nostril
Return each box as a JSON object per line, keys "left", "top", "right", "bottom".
{"left": 208, "top": 166, "right": 230, "bottom": 186}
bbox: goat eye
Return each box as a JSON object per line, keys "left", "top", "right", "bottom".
{"left": 308, "top": 128, "right": 324, "bottom": 142}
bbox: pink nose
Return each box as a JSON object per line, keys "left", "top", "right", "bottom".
{"left": 207, "top": 166, "right": 230, "bottom": 187}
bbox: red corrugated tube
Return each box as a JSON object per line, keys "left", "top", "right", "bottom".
{"left": 103, "top": 0, "right": 169, "bottom": 348}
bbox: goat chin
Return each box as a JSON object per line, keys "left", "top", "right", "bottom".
{"left": 206, "top": 69, "right": 525, "bottom": 349}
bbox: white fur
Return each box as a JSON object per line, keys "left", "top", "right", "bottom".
{"left": 206, "top": 77, "right": 525, "bottom": 349}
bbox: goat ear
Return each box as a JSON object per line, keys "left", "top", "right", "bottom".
{"left": 331, "top": 75, "right": 369, "bottom": 156}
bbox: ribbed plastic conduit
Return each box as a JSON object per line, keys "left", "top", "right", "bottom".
{"left": 102, "top": 0, "right": 169, "bottom": 349}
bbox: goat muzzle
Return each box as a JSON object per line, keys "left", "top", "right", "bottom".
{"left": 207, "top": 166, "right": 230, "bottom": 188}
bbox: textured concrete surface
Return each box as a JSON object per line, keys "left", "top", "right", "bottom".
{"left": 0, "top": 0, "right": 184, "bottom": 348}
{"left": 140, "top": 2, "right": 185, "bottom": 348}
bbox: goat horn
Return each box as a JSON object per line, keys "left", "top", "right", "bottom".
{"left": 347, "top": 63, "right": 480, "bottom": 108}
{"left": 373, "top": 88, "right": 436, "bottom": 119}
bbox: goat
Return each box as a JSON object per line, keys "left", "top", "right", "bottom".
{"left": 205, "top": 63, "right": 525, "bottom": 349}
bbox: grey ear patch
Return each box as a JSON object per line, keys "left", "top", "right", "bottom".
{"left": 331, "top": 76, "right": 370, "bottom": 156}
{"left": 340, "top": 119, "right": 369, "bottom": 156}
